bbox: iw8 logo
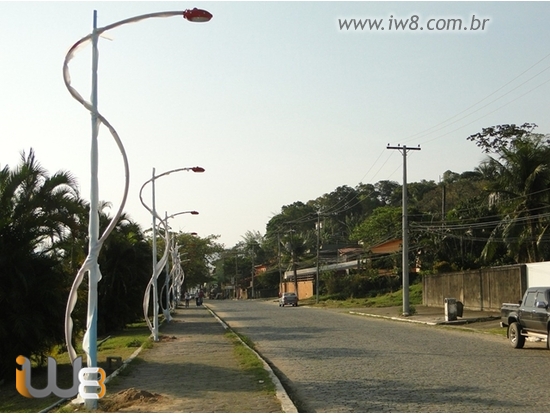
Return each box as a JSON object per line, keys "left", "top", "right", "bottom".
{"left": 16, "top": 355, "right": 106, "bottom": 399}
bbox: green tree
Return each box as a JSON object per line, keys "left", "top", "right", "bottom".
{"left": 355, "top": 182, "right": 384, "bottom": 216}
{"left": 216, "top": 245, "right": 252, "bottom": 295}
{"left": 242, "top": 230, "right": 265, "bottom": 296}
{"left": 468, "top": 124, "right": 550, "bottom": 263}
{"left": 176, "top": 233, "right": 223, "bottom": 292}
{"left": 313, "top": 185, "right": 363, "bottom": 245}
{"left": 265, "top": 201, "right": 317, "bottom": 238}
{"left": 351, "top": 206, "right": 402, "bottom": 247}
{"left": 97, "top": 208, "right": 152, "bottom": 335}
{"left": 265, "top": 202, "right": 318, "bottom": 294}
{"left": 282, "top": 230, "right": 312, "bottom": 295}
{"left": 0, "top": 149, "right": 81, "bottom": 381}
{"left": 375, "top": 180, "right": 401, "bottom": 206}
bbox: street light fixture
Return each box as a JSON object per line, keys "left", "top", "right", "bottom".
{"left": 62, "top": 8, "right": 211, "bottom": 409}
{"left": 139, "top": 168, "right": 204, "bottom": 342}
{"left": 183, "top": 8, "right": 213, "bottom": 22}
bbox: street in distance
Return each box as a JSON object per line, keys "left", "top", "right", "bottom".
{"left": 338, "top": 15, "right": 491, "bottom": 32}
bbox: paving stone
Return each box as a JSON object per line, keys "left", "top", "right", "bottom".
{"left": 99, "top": 307, "right": 282, "bottom": 413}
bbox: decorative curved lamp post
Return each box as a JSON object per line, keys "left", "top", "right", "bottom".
{"left": 171, "top": 232, "right": 197, "bottom": 308}
{"left": 62, "top": 8, "right": 211, "bottom": 408}
{"left": 160, "top": 210, "right": 199, "bottom": 323}
{"left": 139, "top": 168, "right": 203, "bottom": 341}
{"left": 170, "top": 240, "right": 184, "bottom": 308}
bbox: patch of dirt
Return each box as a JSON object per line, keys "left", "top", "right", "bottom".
{"left": 158, "top": 335, "right": 177, "bottom": 341}
{"left": 100, "top": 387, "right": 164, "bottom": 412}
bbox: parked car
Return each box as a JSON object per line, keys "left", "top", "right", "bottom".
{"left": 501, "top": 286, "right": 550, "bottom": 349}
{"left": 279, "top": 292, "right": 298, "bottom": 307}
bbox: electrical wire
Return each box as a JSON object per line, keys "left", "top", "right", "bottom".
{"left": 261, "top": 52, "right": 550, "bottom": 244}
{"left": 402, "top": 52, "right": 550, "bottom": 144}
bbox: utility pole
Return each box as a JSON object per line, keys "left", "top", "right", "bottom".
{"left": 251, "top": 250, "right": 255, "bottom": 299}
{"left": 277, "top": 232, "right": 283, "bottom": 295}
{"left": 387, "top": 144, "right": 421, "bottom": 316}
{"left": 441, "top": 176, "right": 446, "bottom": 221}
{"left": 235, "top": 253, "right": 238, "bottom": 299}
{"left": 288, "top": 228, "right": 299, "bottom": 297}
{"left": 316, "top": 211, "right": 321, "bottom": 304}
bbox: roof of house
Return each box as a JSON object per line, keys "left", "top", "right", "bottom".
{"left": 368, "top": 238, "right": 402, "bottom": 254}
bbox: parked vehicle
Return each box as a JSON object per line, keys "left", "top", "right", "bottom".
{"left": 279, "top": 292, "right": 298, "bottom": 307}
{"left": 501, "top": 287, "right": 550, "bottom": 349}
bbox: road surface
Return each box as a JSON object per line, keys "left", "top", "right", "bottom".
{"left": 207, "top": 299, "right": 550, "bottom": 413}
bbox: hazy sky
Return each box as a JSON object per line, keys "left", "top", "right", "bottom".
{"left": 1, "top": 1, "right": 549, "bottom": 247}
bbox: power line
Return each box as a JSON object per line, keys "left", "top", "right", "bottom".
{"left": 402, "top": 52, "right": 550, "bottom": 144}
{"left": 257, "top": 52, "right": 550, "bottom": 247}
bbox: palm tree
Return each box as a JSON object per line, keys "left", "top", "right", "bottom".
{"left": 0, "top": 149, "right": 81, "bottom": 381}
{"left": 281, "top": 230, "right": 312, "bottom": 296}
{"left": 479, "top": 134, "right": 550, "bottom": 263}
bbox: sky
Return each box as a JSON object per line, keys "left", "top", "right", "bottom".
{"left": 1, "top": 1, "right": 549, "bottom": 248}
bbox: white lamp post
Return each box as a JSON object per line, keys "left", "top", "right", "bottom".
{"left": 160, "top": 210, "right": 199, "bottom": 323}
{"left": 172, "top": 232, "right": 196, "bottom": 305}
{"left": 62, "top": 8, "right": 212, "bottom": 409}
{"left": 170, "top": 240, "right": 183, "bottom": 309}
{"left": 139, "top": 168, "right": 203, "bottom": 341}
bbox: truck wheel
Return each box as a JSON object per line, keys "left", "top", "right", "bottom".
{"left": 509, "top": 322, "right": 525, "bottom": 349}
{"left": 547, "top": 328, "right": 550, "bottom": 350}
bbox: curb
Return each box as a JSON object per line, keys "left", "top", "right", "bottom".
{"left": 349, "top": 311, "right": 439, "bottom": 325}
{"left": 348, "top": 311, "right": 500, "bottom": 326}
{"left": 204, "top": 304, "right": 298, "bottom": 413}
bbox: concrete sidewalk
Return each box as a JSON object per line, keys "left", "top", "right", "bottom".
{"left": 96, "top": 305, "right": 294, "bottom": 413}
{"left": 345, "top": 304, "right": 501, "bottom": 327}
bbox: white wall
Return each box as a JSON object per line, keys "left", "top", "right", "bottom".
{"left": 526, "top": 261, "right": 550, "bottom": 287}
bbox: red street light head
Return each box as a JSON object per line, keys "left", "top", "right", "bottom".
{"left": 183, "top": 8, "right": 213, "bottom": 22}
{"left": 190, "top": 211, "right": 199, "bottom": 215}
{"left": 191, "top": 167, "right": 205, "bottom": 173}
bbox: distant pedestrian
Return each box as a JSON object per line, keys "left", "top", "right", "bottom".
{"left": 184, "top": 291, "right": 190, "bottom": 308}
{"left": 197, "top": 289, "right": 205, "bottom": 306}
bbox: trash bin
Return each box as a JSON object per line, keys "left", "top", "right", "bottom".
{"left": 444, "top": 298, "right": 457, "bottom": 321}
{"left": 456, "top": 301, "right": 464, "bottom": 318}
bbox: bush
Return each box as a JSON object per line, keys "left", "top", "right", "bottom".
{"left": 433, "top": 261, "right": 454, "bottom": 273}
{"left": 321, "top": 269, "right": 405, "bottom": 299}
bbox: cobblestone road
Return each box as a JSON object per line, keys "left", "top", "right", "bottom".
{"left": 207, "top": 300, "right": 550, "bottom": 413}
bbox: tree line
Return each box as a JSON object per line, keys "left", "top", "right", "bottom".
{"left": 216, "top": 123, "right": 550, "bottom": 296}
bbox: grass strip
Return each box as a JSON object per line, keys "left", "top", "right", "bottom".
{"left": 224, "top": 331, "right": 276, "bottom": 395}
{"left": 0, "top": 322, "right": 152, "bottom": 413}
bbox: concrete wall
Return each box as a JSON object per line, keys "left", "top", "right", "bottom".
{"left": 423, "top": 264, "right": 526, "bottom": 311}
{"left": 281, "top": 280, "right": 314, "bottom": 300}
